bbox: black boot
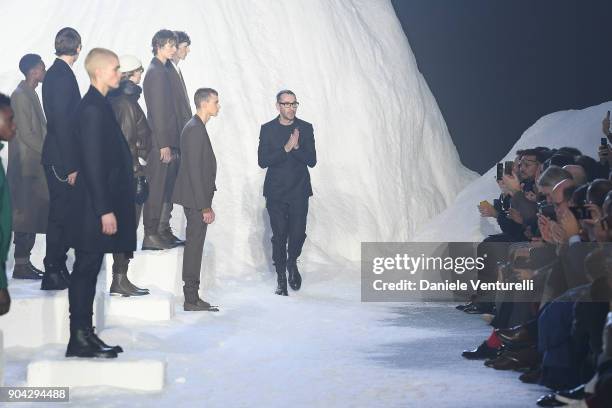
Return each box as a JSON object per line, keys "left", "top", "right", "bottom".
{"left": 275, "top": 271, "right": 288, "bottom": 296}
{"left": 65, "top": 327, "right": 118, "bottom": 358}
{"left": 159, "top": 228, "right": 185, "bottom": 247}
{"left": 12, "top": 262, "right": 44, "bottom": 280}
{"left": 88, "top": 326, "right": 123, "bottom": 353}
{"left": 183, "top": 285, "right": 219, "bottom": 312}
{"left": 41, "top": 263, "right": 69, "bottom": 290}
{"left": 110, "top": 273, "right": 148, "bottom": 297}
{"left": 287, "top": 263, "right": 302, "bottom": 291}
{"left": 142, "top": 234, "right": 176, "bottom": 250}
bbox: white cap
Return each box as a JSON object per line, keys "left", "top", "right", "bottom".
{"left": 119, "top": 55, "right": 142, "bottom": 73}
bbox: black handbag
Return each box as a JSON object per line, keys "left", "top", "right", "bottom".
{"left": 134, "top": 176, "right": 149, "bottom": 205}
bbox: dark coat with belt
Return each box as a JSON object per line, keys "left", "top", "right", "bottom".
{"left": 257, "top": 116, "right": 316, "bottom": 200}
{"left": 41, "top": 58, "right": 81, "bottom": 177}
{"left": 165, "top": 60, "right": 192, "bottom": 134}
{"left": 172, "top": 115, "right": 216, "bottom": 210}
{"left": 64, "top": 86, "right": 136, "bottom": 253}
{"left": 8, "top": 81, "right": 49, "bottom": 233}
{"left": 143, "top": 57, "right": 180, "bottom": 150}
{"left": 108, "top": 80, "right": 152, "bottom": 177}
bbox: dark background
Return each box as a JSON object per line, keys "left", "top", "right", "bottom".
{"left": 392, "top": 0, "right": 612, "bottom": 174}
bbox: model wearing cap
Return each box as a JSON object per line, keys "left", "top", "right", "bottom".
{"left": 7, "top": 54, "right": 49, "bottom": 280}
{"left": 106, "top": 54, "right": 153, "bottom": 297}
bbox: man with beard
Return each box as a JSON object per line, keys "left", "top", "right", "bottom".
{"left": 258, "top": 90, "right": 317, "bottom": 296}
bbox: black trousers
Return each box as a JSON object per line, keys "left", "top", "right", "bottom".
{"left": 69, "top": 250, "right": 104, "bottom": 330}
{"left": 13, "top": 232, "right": 36, "bottom": 261}
{"left": 112, "top": 204, "right": 142, "bottom": 274}
{"left": 143, "top": 150, "right": 179, "bottom": 235}
{"left": 43, "top": 166, "right": 71, "bottom": 268}
{"left": 182, "top": 207, "right": 208, "bottom": 288}
{"left": 266, "top": 197, "right": 308, "bottom": 273}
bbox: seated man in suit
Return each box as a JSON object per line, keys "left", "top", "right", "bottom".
{"left": 172, "top": 88, "right": 220, "bottom": 312}
{"left": 64, "top": 48, "right": 136, "bottom": 358}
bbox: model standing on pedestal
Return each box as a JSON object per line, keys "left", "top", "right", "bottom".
{"left": 173, "top": 88, "right": 220, "bottom": 312}
{"left": 0, "top": 93, "right": 17, "bottom": 316}
{"left": 7, "top": 54, "right": 49, "bottom": 280}
{"left": 107, "top": 55, "right": 152, "bottom": 297}
{"left": 162, "top": 30, "right": 193, "bottom": 247}
{"left": 40, "top": 27, "right": 82, "bottom": 291}
{"left": 258, "top": 90, "right": 317, "bottom": 296}
{"left": 142, "top": 30, "right": 182, "bottom": 251}
{"left": 64, "top": 48, "right": 135, "bottom": 358}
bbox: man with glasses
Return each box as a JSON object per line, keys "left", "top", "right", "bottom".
{"left": 258, "top": 90, "right": 317, "bottom": 296}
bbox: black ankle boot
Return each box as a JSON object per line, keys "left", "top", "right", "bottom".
{"left": 275, "top": 271, "right": 288, "bottom": 296}
{"left": 110, "top": 273, "right": 148, "bottom": 297}
{"left": 287, "top": 263, "right": 302, "bottom": 291}
{"left": 41, "top": 264, "right": 69, "bottom": 291}
{"left": 88, "top": 326, "right": 123, "bottom": 353}
{"left": 66, "top": 327, "right": 118, "bottom": 358}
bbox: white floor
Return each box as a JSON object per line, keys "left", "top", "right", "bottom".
{"left": 4, "top": 265, "right": 549, "bottom": 408}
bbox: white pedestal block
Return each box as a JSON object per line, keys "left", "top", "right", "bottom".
{"left": 27, "top": 359, "right": 165, "bottom": 392}
{"left": 0, "top": 281, "right": 104, "bottom": 349}
{"left": 104, "top": 249, "right": 185, "bottom": 297}
{"left": 104, "top": 291, "right": 175, "bottom": 322}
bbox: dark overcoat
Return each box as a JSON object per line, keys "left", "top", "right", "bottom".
{"left": 64, "top": 86, "right": 136, "bottom": 253}
{"left": 8, "top": 81, "right": 49, "bottom": 232}
{"left": 165, "top": 60, "right": 192, "bottom": 135}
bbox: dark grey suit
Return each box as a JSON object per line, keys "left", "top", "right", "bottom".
{"left": 165, "top": 60, "right": 192, "bottom": 135}
{"left": 172, "top": 115, "right": 216, "bottom": 288}
{"left": 142, "top": 57, "right": 181, "bottom": 236}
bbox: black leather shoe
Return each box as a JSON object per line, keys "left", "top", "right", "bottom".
{"left": 287, "top": 264, "right": 302, "bottom": 291}
{"left": 88, "top": 327, "right": 123, "bottom": 353}
{"left": 556, "top": 384, "right": 587, "bottom": 404}
{"left": 65, "top": 327, "right": 118, "bottom": 358}
{"left": 160, "top": 229, "right": 185, "bottom": 247}
{"left": 519, "top": 367, "right": 542, "bottom": 384}
{"left": 462, "top": 341, "right": 499, "bottom": 360}
{"left": 12, "top": 263, "right": 44, "bottom": 280}
{"left": 110, "top": 274, "right": 148, "bottom": 297}
{"left": 142, "top": 234, "right": 175, "bottom": 250}
{"left": 456, "top": 302, "right": 473, "bottom": 311}
{"left": 536, "top": 394, "right": 567, "bottom": 407}
{"left": 41, "top": 267, "right": 69, "bottom": 290}
{"left": 464, "top": 302, "right": 494, "bottom": 314}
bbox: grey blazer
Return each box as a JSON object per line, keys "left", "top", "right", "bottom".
{"left": 172, "top": 115, "right": 217, "bottom": 209}
{"left": 166, "top": 60, "right": 192, "bottom": 134}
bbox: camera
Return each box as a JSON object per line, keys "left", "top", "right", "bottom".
{"left": 537, "top": 201, "right": 556, "bottom": 221}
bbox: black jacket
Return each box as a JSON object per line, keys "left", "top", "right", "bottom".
{"left": 41, "top": 58, "right": 81, "bottom": 177}
{"left": 172, "top": 115, "right": 216, "bottom": 210}
{"left": 257, "top": 116, "right": 316, "bottom": 200}
{"left": 143, "top": 57, "right": 180, "bottom": 150}
{"left": 108, "top": 80, "right": 152, "bottom": 177}
{"left": 64, "top": 86, "right": 136, "bottom": 253}
{"left": 165, "top": 60, "right": 192, "bottom": 135}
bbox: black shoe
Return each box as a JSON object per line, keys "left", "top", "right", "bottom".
{"left": 275, "top": 272, "right": 288, "bottom": 296}
{"left": 184, "top": 298, "right": 219, "bottom": 312}
{"left": 462, "top": 341, "right": 499, "bottom": 360}
{"left": 536, "top": 394, "right": 567, "bottom": 407}
{"left": 287, "top": 264, "right": 302, "bottom": 291}
{"left": 12, "top": 263, "right": 44, "bottom": 280}
{"left": 456, "top": 301, "right": 473, "bottom": 311}
{"left": 110, "top": 274, "right": 149, "bottom": 297}
{"left": 556, "top": 385, "right": 587, "bottom": 404}
{"left": 519, "top": 367, "right": 542, "bottom": 384}
{"left": 142, "top": 234, "right": 175, "bottom": 250}
{"left": 65, "top": 327, "right": 118, "bottom": 358}
{"left": 160, "top": 229, "right": 185, "bottom": 247}
{"left": 88, "top": 327, "right": 123, "bottom": 353}
{"left": 41, "top": 267, "right": 69, "bottom": 290}
{"left": 463, "top": 303, "right": 494, "bottom": 314}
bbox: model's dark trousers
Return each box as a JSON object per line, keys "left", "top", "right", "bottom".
{"left": 112, "top": 204, "right": 142, "bottom": 272}
{"left": 13, "top": 232, "right": 36, "bottom": 262}
{"left": 182, "top": 207, "right": 208, "bottom": 288}
{"left": 266, "top": 197, "right": 308, "bottom": 273}
{"left": 143, "top": 150, "right": 179, "bottom": 235}
{"left": 43, "top": 165, "right": 71, "bottom": 268}
{"left": 69, "top": 250, "right": 104, "bottom": 330}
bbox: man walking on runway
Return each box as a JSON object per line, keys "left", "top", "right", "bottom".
{"left": 257, "top": 90, "right": 317, "bottom": 296}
